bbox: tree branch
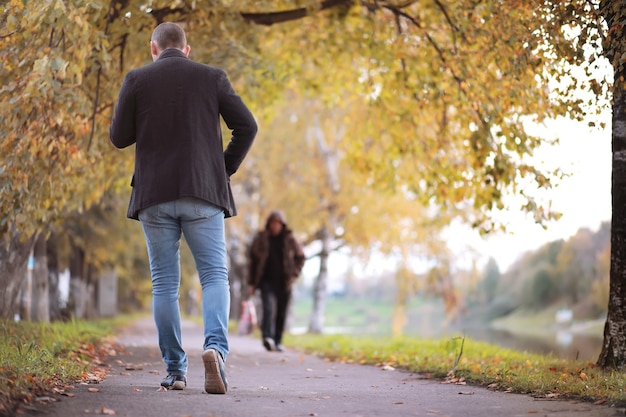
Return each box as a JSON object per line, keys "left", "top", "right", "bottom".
{"left": 87, "top": 0, "right": 129, "bottom": 151}
{"left": 240, "top": 0, "right": 353, "bottom": 25}
{"left": 149, "top": 6, "right": 190, "bottom": 23}
{"left": 432, "top": 0, "right": 469, "bottom": 48}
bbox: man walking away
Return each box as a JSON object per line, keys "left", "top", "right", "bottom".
{"left": 109, "top": 22, "right": 257, "bottom": 394}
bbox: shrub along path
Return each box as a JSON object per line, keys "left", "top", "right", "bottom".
{"left": 22, "top": 317, "right": 622, "bottom": 417}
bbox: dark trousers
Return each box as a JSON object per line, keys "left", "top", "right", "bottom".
{"left": 260, "top": 281, "right": 291, "bottom": 345}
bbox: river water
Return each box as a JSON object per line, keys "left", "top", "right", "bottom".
{"left": 449, "top": 325, "right": 603, "bottom": 362}
{"left": 290, "top": 299, "right": 605, "bottom": 361}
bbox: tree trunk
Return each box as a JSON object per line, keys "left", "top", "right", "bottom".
{"left": 85, "top": 264, "right": 99, "bottom": 319}
{"left": 598, "top": 87, "right": 626, "bottom": 368}
{"left": 47, "top": 233, "right": 62, "bottom": 321}
{"left": 68, "top": 240, "right": 89, "bottom": 319}
{"left": 0, "top": 233, "right": 35, "bottom": 319}
{"left": 19, "top": 260, "right": 32, "bottom": 321}
{"left": 597, "top": 1, "right": 626, "bottom": 369}
{"left": 306, "top": 114, "right": 342, "bottom": 334}
{"left": 308, "top": 226, "right": 330, "bottom": 333}
{"left": 30, "top": 233, "right": 50, "bottom": 322}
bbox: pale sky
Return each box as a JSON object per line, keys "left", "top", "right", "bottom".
{"left": 301, "top": 115, "right": 612, "bottom": 284}
{"left": 453, "top": 116, "right": 612, "bottom": 271}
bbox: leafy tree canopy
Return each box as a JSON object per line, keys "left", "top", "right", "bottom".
{"left": 0, "top": 0, "right": 610, "bottom": 242}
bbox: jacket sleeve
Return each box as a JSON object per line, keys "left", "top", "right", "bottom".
{"left": 218, "top": 70, "right": 258, "bottom": 176}
{"left": 292, "top": 236, "right": 306, "bottom": 277}
{"left": 109, "top": 71, "right": 138, "bottom": 149}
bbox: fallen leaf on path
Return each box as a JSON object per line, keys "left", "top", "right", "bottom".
{"left": 458, "top": 391, "right": 475, "bottom": 395}
{"left": 133, "top": 388, "right": 142, "bottom": 392}
{"left": 35, "top": 396, "right": 53, "bottom": 403}
{"left": 157, "top": 386, "right": 167, "bottom": 392}
{"left": 393, "top": 401, "right": 405, "bottom": 404}
{"left": 87, "top": 388, "right": 100, "bottom": 393}
{"left": 442, "top": 377, "right": 466, "bottom": 385}
{"left": 99, "top": 406, "right": 117, "bottom": 415}
{"left": 148, "top": 370, "right": 160, "bottom": 374}
{"left": 381, "top": 365, "right": 395, "bottom": 371}
{"left": 82, "top": 373, "right": 103, "bottom": 384}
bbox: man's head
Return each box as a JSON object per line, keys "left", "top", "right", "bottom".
{"left": 266, "top": 210, "right": 286, "bottom": 236}
{"left": 150, "top": 22, "right": 190, "bottom": 61}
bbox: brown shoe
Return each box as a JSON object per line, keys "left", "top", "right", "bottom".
{"left": 202, "top": 349, "right": 228, "bottom": 394}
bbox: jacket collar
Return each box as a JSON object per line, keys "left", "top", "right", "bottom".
{"left": 157, "top": 48, "right": 189, "bottom": 61}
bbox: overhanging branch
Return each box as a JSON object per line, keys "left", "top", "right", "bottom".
{"left": 241, "top": 0, "right": 353, "bottom": 25}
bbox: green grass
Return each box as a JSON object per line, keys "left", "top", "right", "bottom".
{"left": 0, "top": 318, "right": 117, "bottom": 416}
{"left": 284, "top": 332, "right": 626, "bottom": 405}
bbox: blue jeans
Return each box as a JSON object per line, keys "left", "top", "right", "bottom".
{"left": 139, "top": 198, "right": 230, "bottom": 375}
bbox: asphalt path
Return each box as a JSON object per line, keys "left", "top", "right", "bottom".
{"left": 21, "top": 317, "right": 625, "bottom": 417}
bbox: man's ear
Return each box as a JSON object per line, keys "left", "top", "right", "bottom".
{"left": 183, "top": 44, "right": 191, "bottom": 57}
{"left": 150, "top": 41, "right": 160, "bottom": 61}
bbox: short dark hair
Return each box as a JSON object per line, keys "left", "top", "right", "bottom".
{"left": 151, "top": 22, "right": 186, "bottom": 50}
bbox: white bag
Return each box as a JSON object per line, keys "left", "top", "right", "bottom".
{"left": 237, "top": 298, "right": 257, "bottom": 335}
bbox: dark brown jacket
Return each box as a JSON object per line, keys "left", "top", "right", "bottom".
{"left": 248, "top": 219, "right": 305, "bottom": 292}
{"left": 109, "top": 48, "right": 257, "bottom": 219}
